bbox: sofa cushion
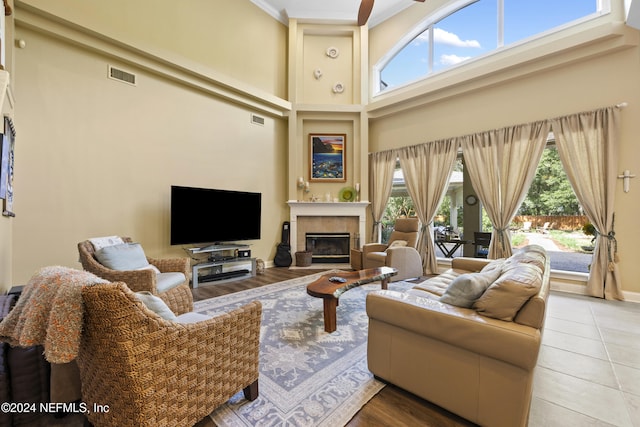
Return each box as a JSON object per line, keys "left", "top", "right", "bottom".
{"left": 411, "top": 268, "right": 468, "bottom": 298}
{"left": 95, "top": 243, "right": 149, "bottom": 271}
{"left": 473, "top": 263, "right": 543, "bottom": 321}
{"left": 439, "top": 268, "right": 503, "bottom": 308}
{"left": 135, "top": 291, "right": 177, "bottom": 321}
{"left": 175, "top": 312, "right": 211, "bottom": 324}
{"left": 504, "top": 248, "right": 546, "bottom": 271}
{"left": 480, "top": 258, "right": 506, "bottom": 273}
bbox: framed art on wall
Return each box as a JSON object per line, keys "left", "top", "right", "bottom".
{"left": 1, "top": 116, "right": 15, "bottom": 217}
{"left": 309, "top": 134, "right": 346, "bottom": 182}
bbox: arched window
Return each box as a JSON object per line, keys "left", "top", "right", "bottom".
{"left": 375, "top": 0, "right": 602, "bottom": 93}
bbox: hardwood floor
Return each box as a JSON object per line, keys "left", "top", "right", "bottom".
{"left": 193, "top": 267, "right": 474, "bottom": 427}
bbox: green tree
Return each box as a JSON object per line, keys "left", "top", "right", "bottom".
{"left": 519, "top": 147, "right": 580, "bottom": 215}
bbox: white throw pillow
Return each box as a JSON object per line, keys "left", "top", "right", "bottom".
{"left": 135, "top": 291, "right": 177, "bottom": 321}
{"left": 89, "top": 235, "right": 124, "bottom": 251}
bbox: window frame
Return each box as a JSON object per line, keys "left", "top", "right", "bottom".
{"left": 373, "top": 0, "right": 609, "bottom": 96}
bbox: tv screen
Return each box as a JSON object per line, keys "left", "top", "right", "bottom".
{"left": 170, "top": 185, "right": 262, "bottom": 246}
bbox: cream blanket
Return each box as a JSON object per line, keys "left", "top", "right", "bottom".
{"left": 0, "top": 266, "right": 107, "bottom": 363}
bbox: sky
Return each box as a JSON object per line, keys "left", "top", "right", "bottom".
{"left": 380, "top": 0, "right": 599, "bottom": 89}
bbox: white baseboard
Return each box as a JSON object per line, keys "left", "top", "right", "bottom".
{"left": 551, "top": 279, "right": 640, "bottom": 303}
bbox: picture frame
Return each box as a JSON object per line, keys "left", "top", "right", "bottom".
{"left": 309, "top": 133, "right": 346, "bottom": 182}
{"left": 1, "top": 116, "right": 16, "bottom": 217}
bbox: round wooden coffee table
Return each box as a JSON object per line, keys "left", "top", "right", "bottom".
{"left": 306, "top": 267, "right": 398, "bottom": 333}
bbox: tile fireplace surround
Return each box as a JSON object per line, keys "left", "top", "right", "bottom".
{"left": 287, "top": 201, "right": 369, "bottom": 264}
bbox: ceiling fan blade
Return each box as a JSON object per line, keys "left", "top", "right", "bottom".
{"left": 358, "top": 0, "right": 374, "bottom": 26}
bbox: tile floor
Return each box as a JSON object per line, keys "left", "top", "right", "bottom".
{"left": 529, "top": 291, "right": 640, "bottom": 426}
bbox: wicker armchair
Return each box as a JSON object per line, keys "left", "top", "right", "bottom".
{"left": 78, "top": 237, "right": 193, "bottom": 315}
{"left": 79, "top": 282, "right": 262, "bottom": 427}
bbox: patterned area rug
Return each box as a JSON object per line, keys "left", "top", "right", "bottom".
{"left": 194, "top": 271, "right": 413, "bottom": 426}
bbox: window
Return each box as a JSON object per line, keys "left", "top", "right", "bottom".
{"left": 514, "top": 143, "right": 592, "bottom": 273}
{"left": 383, "top": 143, "right": 592, "bottom": 272}
{"left": 377, "top": 0, "right": 601, "bottom": 93}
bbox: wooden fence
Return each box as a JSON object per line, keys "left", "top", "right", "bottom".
{"left": 513, "top": 215, "right": 588, "bottom": 231}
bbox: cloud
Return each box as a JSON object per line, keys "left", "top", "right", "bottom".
{"left": 440, "top": 54, "right": 472, "bottom": 65}
{"left": 434, "top": 28, "right": 481, "bottom": 48}
{"left": 412, "top": 28, "right": 481, "bottom": 49}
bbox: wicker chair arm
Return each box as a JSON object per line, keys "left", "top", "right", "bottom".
{"left": 98, "top": 268, "right": 157, "bottom": 293}
{"left": 148, "top": 256, "right": 190, "bottom": 275}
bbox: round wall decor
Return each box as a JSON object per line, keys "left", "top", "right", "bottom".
{"left": 326, "top": 47, "right": 339, "bottom": 58}
{"left": 465, "top": 195, "right": 478, "bottom": 206}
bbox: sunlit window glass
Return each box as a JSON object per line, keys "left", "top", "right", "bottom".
{"left": 433, "top": 1, "right": 497, "bottom": 73}
{"left": 380, "top": 28, "right": 429, "bottom": 91}
{"left": 504, "top": 0, "right": 598, "bottom": 45}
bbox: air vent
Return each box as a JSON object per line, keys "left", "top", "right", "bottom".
{"left": 108, "top": 65, "right": 137, "bottom": 86}
{"left": 250, "top": 113, "right": 265, "bottom": 126}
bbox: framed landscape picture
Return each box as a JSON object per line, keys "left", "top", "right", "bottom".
{"left": 309, "top": 134, "right": 346, "bottom": 182}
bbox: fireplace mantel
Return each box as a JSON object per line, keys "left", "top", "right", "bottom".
{"left": 287, "top": 201, "right": 369, "bottom": 259}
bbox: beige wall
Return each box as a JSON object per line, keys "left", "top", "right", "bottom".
{"left": 368, "top": 2, "right": 640, "bottom": 295}
{"left": 7, "top": 3, "right": 289, "bottom": 287}
{"left": 18, "top": 0, "right": 288, "bottom": 98}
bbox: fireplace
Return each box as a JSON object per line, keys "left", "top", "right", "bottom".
{"left": 287, "top": 201, "right": 369, "bottom": 266}
{"left": 306, "top": 233, "right": 350, "bottom": 263}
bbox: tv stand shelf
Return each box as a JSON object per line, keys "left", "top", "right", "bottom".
{"left": 188, "top": 244, "right": 256, "bottom": 288}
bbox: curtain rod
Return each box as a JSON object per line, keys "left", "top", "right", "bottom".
{"left": 616, "top": 102, "right": 628, "bottom": 109}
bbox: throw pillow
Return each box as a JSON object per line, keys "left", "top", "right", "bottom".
{"left": 473, "top": 262, "right": 543, "bottom": 321}
{"left": 135, "top": 291, "right": 177, "bottom": 321}
{"left": 89, "top": 235, "right": 124, "bottom": 251}
{"left": 95, "top": 243, "right": 150, "bottom": 271}
{"left": 439, "top": 268, "right": 502, "bottom": 308}
{"left": 481, "top": 258, "right": 506, "bottom": 273}
{"left": 387, "top": 240, "right": 408, "bottom": 249}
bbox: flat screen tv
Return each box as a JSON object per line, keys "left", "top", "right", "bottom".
{"left": 170, "top": 185, "right": 261, "bottom": 246}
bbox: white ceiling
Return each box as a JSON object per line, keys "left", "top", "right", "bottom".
{"left": 250, "top": 0, "right": 419, "bottom": 27}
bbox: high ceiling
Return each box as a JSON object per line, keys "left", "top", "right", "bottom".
{"left": 250, "top": 0, "right": 419, "bottom": 27}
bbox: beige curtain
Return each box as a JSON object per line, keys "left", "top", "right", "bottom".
{"left": 551, "top": 107, "right": 623, "bottom": 300}
{"left": 462, "top": 121, "right": 550, "bottom": 258}
{"left": 398, "top": 139, "right": 458, "bottom": 274}
{"left": 368, "top": 150, "right": 397, "bottom": 243}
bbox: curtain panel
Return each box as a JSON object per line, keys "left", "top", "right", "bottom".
{"left": 368, "top": 150, "right": 397, "bottom": 243}
{"left": 398, "top": 139, "right": 458, "bottom": 274}
{"left": 551, "top": 107, "right": 623, "bottom": 300}
{"left": 461, "top": 121, "right": 550, "bottom": 259}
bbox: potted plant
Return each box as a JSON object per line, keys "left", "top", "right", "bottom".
{"left": 581, "top": 223, "right": 596, "bottom": 252}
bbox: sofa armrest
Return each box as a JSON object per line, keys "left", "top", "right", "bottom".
{"left": 451, "top": 257, "right": 491, "bottom": 272}
{"left": 362, "top": 243, "right": 388, "bottom": 256}
{"left": 366, "top": 290, "right": 541, "bottom": 370}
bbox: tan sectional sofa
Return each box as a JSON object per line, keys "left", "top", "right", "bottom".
{"left": 366, "top": 245, "right": 550, "bottom": 427}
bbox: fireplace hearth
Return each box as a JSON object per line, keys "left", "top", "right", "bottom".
{"left": 306, "top": 232, "right": 350, "bottom": 263}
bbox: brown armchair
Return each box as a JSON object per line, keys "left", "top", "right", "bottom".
{"left": 363, "top": 218, "right": 422, "bottom": 281}
{"left": 78, "top": 237, "right": 193, "bottom": 315}
{"left": 79, "top": 282, "right": 261, "bottom": 427}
